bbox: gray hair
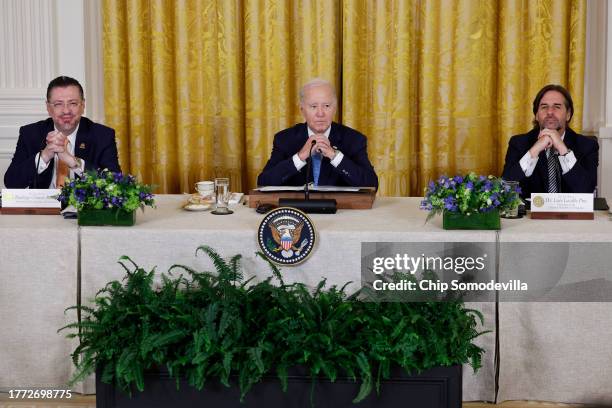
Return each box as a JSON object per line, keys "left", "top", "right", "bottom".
{"left": 299, "top": 78, "right": 337, "bottom": 104}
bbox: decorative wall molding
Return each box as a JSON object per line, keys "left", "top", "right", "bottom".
{"left": 596, "top": 1, "right": 612, "bottom": 198}
{"left": 0, "top": 0, "right": 55, "bottom": 89}
{"left": 0, "top": 0, "right": 91, "bottom": 187}
{"left": 583, "top": 0, "right": 607, "bottom": 134}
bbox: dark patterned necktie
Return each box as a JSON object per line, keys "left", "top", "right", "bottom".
{"left": 547, "top": 149, "right": 559, "bottom": 193}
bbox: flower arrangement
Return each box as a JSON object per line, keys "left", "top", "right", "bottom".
{"left": 58, "top": 169, "right": 155, "bottom": 212}
{"left": 420, "top": 173, "right": 521, "bottom": 222}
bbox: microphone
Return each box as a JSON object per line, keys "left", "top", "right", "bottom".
{"left": 33, "top": 136, "right": 47, "bottom": 189}
{"left": 279, "top": 139, "right": 337, "bottom": 214}
{"left": 304, "top": 140, "right": 316, "bottom": 200}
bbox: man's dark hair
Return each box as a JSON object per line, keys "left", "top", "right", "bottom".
{"left": 46, "top": 76, "right": 84, "bottom": 101}
{"left": 532, "top": 84, "right": 574, "bottom": 127}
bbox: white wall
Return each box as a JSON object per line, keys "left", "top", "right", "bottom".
{"left": 0, "top": 0, "right": 102, "bottom": 188}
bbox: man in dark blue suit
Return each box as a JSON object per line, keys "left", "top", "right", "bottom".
{"left": 4, "top": 76, "right": 120, "bottom": 189}
{"left": 257, "top": 79, "right": 378, "bottom": 188}
{"left": 502, "top": 84, "right": 598, "bottom": 198}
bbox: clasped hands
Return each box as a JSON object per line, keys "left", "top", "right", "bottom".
{"left": 297, "top": 134, "right": 336, "bottom": 161}
{"left": 529, "top": 128, "right": 568, "bottom": 158}
{"left": 41, "top": 130, "right": 79, "bottom": 168}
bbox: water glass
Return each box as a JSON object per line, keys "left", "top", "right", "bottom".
{"left": 212, "top": 177, "right": 233, "bottom": 215}
{"left": 501, "top": 180, "right": 520, "bottom": 218}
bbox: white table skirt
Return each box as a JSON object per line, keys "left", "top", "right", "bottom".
{"left": 0, "top": 214, "right": 78, "bottom": 391}
{"left": 5, "top": 195, "right": 612, "bottom": 403}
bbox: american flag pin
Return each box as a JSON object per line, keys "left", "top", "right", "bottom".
{"left": 79, "top": 143, "right": 86, "bottom": 149}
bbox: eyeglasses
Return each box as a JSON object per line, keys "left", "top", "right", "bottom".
{"left": 48, "top": 101, "right": 82, "bottom": 111}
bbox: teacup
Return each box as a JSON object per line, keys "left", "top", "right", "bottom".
{"left": 195, "top": 180, "right": 215, "bottom": 198}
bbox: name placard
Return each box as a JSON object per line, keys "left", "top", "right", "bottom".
{"left": 530, "top": 193, "right": 594, "bottom": 220}
{"left": 1, "top": 189, "right": 61, "bottom": 208}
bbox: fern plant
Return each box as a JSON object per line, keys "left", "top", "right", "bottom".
{"left": 60, "top": 245, "right": 486, "bottom": 404}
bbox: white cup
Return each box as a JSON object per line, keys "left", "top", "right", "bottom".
{"left": 195, "top": 181, "right": 214, "bottom": 198}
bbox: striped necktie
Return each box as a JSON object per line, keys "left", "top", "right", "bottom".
{"left": 546, "top": 149, "right": 560, "bottom": 193}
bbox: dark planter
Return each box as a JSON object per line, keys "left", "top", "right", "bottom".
{"left": 96, "top": 364, "right": 461, "bottom": 408}
{"left": 78, "top": 208, "right": 135, "bottom": 226}
{"left": 442, "top": 209, "right": 500, "bottom": 230}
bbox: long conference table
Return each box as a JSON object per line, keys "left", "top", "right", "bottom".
{"left": 1, "top": 195, "right": 611, "bottom": 404}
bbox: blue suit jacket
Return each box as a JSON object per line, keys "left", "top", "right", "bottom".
{"left": 257, "top": 122, "right": 378, "bottom": 188}
{"left": 4, "top": 117, "right": 121, "bottom": 188}
{"left": 501, "top": 127, "right": 598, "bottom": 198}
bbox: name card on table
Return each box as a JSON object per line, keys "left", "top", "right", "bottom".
{"left": 1, "top": 189, "right": 61, "bottom": 215}
{"left": 530, "top": 193, "right": 594, "bottom": 220}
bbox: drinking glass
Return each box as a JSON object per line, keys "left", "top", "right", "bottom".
{"left": 212, "top": 177, "right": 233, "bottom": 215}
{"left": 501, "top": 180, "right": 520, "bottom": 218}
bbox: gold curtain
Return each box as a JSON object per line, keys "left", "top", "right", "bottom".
{"left": 102, "top": 0, "right": 586, "bottom": 196}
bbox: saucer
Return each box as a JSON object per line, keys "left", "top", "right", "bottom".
{"left": 188, "top": 194, "right": 215, "bottom": 205}
{"left": 183, "top": 203, "right": 212, "bottom": 211}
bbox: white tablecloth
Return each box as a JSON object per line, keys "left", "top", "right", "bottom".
{"left": 6, "top": 195, "right": 612, "bottom": 403}
{"left": 497, "top": 212, "right": 612, "bottom": 404}
{"left": 0, "top": 214, "right": 78, "bottom": 390}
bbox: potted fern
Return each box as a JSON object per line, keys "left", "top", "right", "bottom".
{"left": 61, "top": 246, "right": 486, "bottom": 407}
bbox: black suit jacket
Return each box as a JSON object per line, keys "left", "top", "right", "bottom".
{"left": 4, "top": 117, "right": 121, "bottom": 188}
{"left": 257, "top": 122, "right": 378, "bottom": 188}
{"left": 502, "top": 127, "right": 598, "bottom": 198}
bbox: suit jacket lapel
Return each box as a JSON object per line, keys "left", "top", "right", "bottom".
{"left": 563, "top": 128, "right": 577, "bottom": 153}
{"left": 529, "top": 129, "right": 549, "bottom": 190}
{"left": 294, "top": 124, "right": 313, "bottom": 184}
{"left": 74, "top": 118, "right": 91, "bottom": 162}
{"left": 39, "top": 119, "right": 56, "bottom": 185}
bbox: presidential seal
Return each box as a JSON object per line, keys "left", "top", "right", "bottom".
{"left": 257, "top": 207, "right": 316, "bottom": 265}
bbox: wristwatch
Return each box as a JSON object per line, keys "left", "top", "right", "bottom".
{"left": 71, "top": 157, "right": 83, "bottom": 170}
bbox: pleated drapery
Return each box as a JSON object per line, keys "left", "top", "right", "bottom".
{"left": 103, "top": 0, "right": 586, "bottom": 196}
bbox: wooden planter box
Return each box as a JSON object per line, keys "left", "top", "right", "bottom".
{"left": 96, "top": 365, "right": 461, "bottom": 408}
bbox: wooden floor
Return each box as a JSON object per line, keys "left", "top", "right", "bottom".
{"left": 0, "top": 394, "right": 596, "bottom": 408}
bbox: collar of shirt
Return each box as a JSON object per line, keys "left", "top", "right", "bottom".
{"left": 54, "top": 123, "right": 80, "bottom": 154}
{"left": 307, "top": 125, "right": 331, "bottom": 139}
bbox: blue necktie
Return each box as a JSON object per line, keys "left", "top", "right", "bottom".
{"left": 312, "top": 153, "right": 322, "bottom": 186}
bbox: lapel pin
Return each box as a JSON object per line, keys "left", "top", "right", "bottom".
{"left": 79, "top": 142, "right": 86, "bottom": 149}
